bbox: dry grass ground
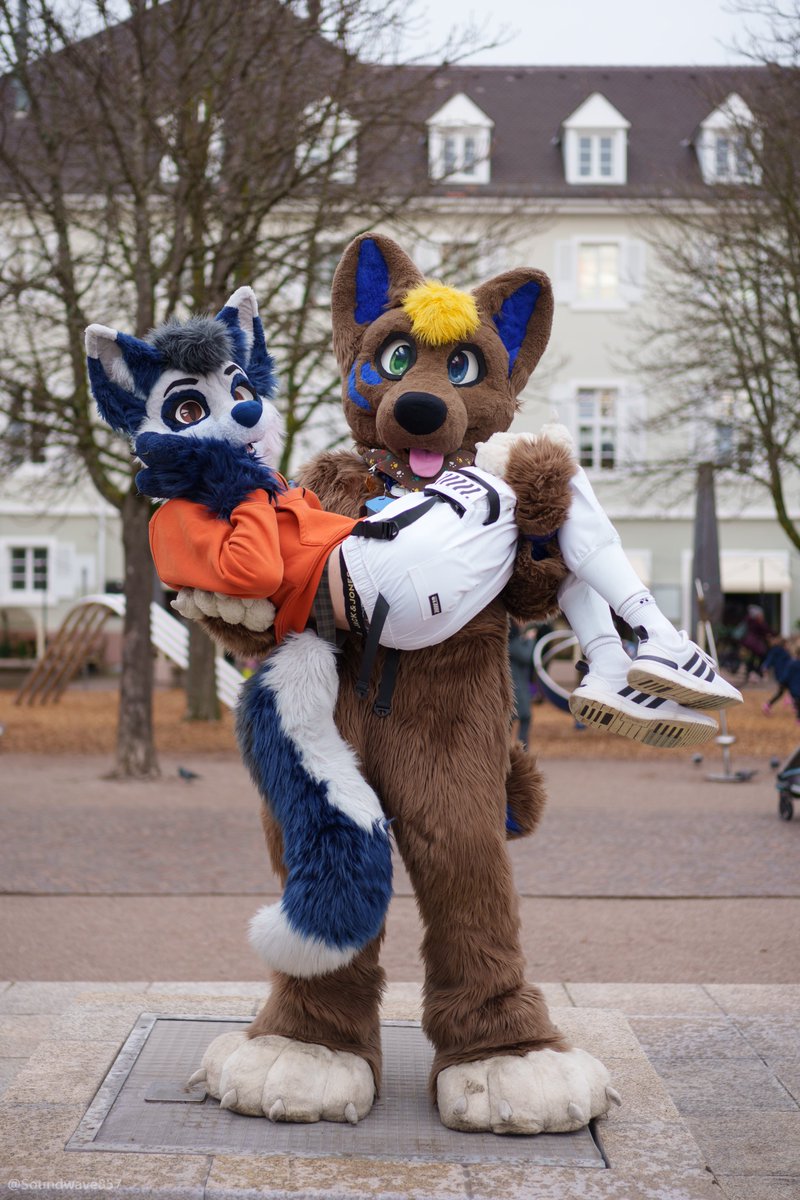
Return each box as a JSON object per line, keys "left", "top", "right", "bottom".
{"left": 0, "top": 678, "right": 794, "bottom": 761}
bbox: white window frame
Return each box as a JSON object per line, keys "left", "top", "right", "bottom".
{"left": 157, "top": 105, "right": 224, "bottom": 187}
{"left": 696, "top": 93, "right": 761, "bottom": 186}
{"left": 562, "top": 93, "right": 630, "bottom": 185}
{"left": 549, "top": 379, "right": 646, "bottom": 475}
{"left": 428, "top": 125, "right": 491, "bottom": 185}
{"left": 0, "top": 538, "right": 55, "bottom": 605}
{"left": 296, "top": 101, "right": 359, "bottom": 185}
{"left": 554, "top": 237, "right": 645, "bottom": 310}
{"left": 574, "top": 384, "right": 621, "bottom": 473}
{"left": 573, "top": 132, "right": 619, "bottom": 182}
{"left": 575, "top": 240, "right": 623, "bottom": 308}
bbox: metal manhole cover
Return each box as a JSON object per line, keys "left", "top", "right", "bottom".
{"left": 67, "top": 1015, "right": 606, "bottom": 1167}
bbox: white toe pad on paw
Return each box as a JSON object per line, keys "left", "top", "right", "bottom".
{"left": 171, "top": 588, "right": 206, "bottom": 622}
{"left": 437, "top": 1046, "right": 618, "bottom": 1135}
{"left": 197, "top": 1032, "right": 375, "bottom": 1123}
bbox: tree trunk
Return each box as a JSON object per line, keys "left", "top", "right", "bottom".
{"left": 185, "top": 622, "right": 220, "bottom": 721}
{"left": 114, "top": 490, "right": 159, "bottom": 778}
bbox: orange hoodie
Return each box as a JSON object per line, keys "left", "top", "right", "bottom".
{"left": 149, "top": 487, "right": 356, "bottom": 643}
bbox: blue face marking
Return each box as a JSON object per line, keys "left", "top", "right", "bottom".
{"left": 360, "top": 361, "right": 382, "bottom": 387}
{"left": 347, "top": 364, "right": 372, "bottom": 412}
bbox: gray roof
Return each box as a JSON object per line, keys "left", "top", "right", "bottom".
{"left": 388, "top": 64, "right": 770, "bottom": 199}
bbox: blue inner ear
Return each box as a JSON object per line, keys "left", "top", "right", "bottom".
{"left": 215, "top": 306, "right": 249, "bottom": 365}
{"left": 115, "top": 332, "right": 165, "bottom": 398}
{"left": 354, "top": 239, "right": 390, "bottom": 325}
{"left": 87, "top": 357, "right": 147, "bottom": 436}
{"left": 493, "top": 280, "right": 542, "bottom": 373}
{"left": 245, "top": 315, "right": 277, "bottom": 398}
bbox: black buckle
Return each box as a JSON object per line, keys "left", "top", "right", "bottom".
{"left": 350, "top": 520, "right": 399, "bottom": 541}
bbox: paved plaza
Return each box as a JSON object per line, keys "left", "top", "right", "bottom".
{"left": 0, "top": 749, "right": 798, "bottom": 1197}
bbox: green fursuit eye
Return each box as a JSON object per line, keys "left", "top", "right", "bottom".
{"left": 380, "top": 339, "right": 414, "bottom": 378}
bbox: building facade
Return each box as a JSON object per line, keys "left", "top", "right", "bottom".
{"left": 0, "top": 61, "right": 797, "bottom": 653}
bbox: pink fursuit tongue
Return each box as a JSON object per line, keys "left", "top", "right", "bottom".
{"left": 408, "top": 449, "right": 445, "bottom": 478}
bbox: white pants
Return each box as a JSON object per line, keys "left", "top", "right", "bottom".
{"left": 341, "top": 468, "right": 519, "bottom": 650}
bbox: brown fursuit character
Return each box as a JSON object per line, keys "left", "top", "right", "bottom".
{"left": 188, "top": 235, "right": 620, "bottom": 1134}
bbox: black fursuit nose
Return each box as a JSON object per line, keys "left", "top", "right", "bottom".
{"left": 393, "top": 392, "right": 448, "bottom": 435}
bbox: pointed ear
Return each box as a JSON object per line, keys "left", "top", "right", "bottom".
{"left": 331, "top": 235, "right": 424, "bottom": 370}
{"left": 85, "top": 324, "right": 150, "bottom": 435}
{"left": 216, "top": 286, "right": 276, "bottom": 398}
{"left": 472, "top": 269, "right": 554, "bottom": 394}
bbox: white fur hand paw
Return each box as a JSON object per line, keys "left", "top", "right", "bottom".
{"left": 171, "top": 589, "right": 275, "bottom": 631}
{"left": 437, "top": 1046, "right": 620, "bottom": 1135}
{"left": 474, "top": 431, "right": 523, "bottom": 479}
{"left": 537, "top": 422, "right": 576, "bottom": 454}
{"left": 188, "top": 1031, "right": 375, "bottom": 1124}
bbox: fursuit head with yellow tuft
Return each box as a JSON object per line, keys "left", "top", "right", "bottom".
{"left": 401, "top": 281, "right": 480, "bottom": 347}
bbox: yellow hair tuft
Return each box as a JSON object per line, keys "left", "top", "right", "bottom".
{"left": 401, "top": 281, "right": 479, "bottom": 346}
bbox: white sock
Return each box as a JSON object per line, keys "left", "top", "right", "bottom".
{"left": 617, "top": 591, "right": 682, "bottom": 648}
{"left": 583, "top": 635, "right": 631, "bottom": 685}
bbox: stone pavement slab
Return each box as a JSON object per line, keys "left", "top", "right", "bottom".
{"left": 0, "top": 983, "right": 797, "bottom": 1199}
{"left": 0, "top": 986, "right": 711, "bottom": 1200}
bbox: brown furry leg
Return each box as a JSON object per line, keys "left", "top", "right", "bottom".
{"left": 248, "top": 937, "right": 386, "bottom": 1090}
{"left": 342, "top": 624, "right": 567, "bottom": 1100}
{"left": 247, "top": 805, "right": 387, "bottom": 1089}
{"left": 404, "top": 810, "right": 567, "bottom": 1097}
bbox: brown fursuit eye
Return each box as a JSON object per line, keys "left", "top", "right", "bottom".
{"left": 176, "top": 399, "right": 205, "bottom": 424}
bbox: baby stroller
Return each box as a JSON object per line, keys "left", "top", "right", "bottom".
{"left": 775, "top": 745, "right": 800, "bottom": 821}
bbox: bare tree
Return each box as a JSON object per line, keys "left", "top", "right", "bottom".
{"left": 635, "top": 1, "right": 800, "bottom": 551}
{"left": 0, "top": 0, "right": 497, "bottom": 768}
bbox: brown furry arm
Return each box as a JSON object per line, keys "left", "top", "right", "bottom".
{"left": 504, "top": 437, "right": 576, "bottom": 536}
{"left": 295, "top": 449, "right": 377, "bottom": 519}
{"left": 499, "top": 436, "right": 575, "bottom": 621}
{"left": 501, "top": 540, "right": 567, "bottom": 622}
{"left": 196, "top": 615, "right": 276, "bottom": 660}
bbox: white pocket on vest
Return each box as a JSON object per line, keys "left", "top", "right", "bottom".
{"left": 408, "top": 559, "right": 466, "bottom": 622}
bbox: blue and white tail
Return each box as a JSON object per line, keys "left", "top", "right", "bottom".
{"left": 237, "top": 631, "right": 392, "bottom": 978}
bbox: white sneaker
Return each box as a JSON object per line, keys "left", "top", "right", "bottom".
{"left": 627, "top": 631, "right": 743, "bottom": 711}
{"left": 569, "top": 668, "right": 718, "bottom": 748}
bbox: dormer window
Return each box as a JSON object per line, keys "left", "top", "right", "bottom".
{"left": 297, "top": 100, "right": 359, "bottom": 184}
{"left": 562, "top": 93, "right": 630, "bottom": 185}
{"left": 427, "top": 93, "right": 493, "bottom": 185}
{"left": 578, "top": 134, "right": 615, "bottom": 180}
{"left": 696, "top": 93, "right": 759, "bottom": 185}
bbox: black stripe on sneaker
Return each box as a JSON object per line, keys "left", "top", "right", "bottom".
{"left": 685, "top": 651, "right": 700, "bottom": 670}
{"left": 619, "top": 686, "right": 635, "bottom": 697}
{"left": 636, "top": 654, "right": 679, "bottom": 669}
{"left": 693, "top": 661, "right": 706, "bottom": 676}
{"left": 644, "top": 696, "right": 667, "bottom": 708}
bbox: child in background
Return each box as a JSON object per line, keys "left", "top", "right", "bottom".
{"left": 762, "top": 639, "right": 800, "bottom": 721}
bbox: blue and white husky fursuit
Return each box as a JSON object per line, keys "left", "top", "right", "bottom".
{"left": 85, "top": 287, "right": 392, "bottom": 978}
